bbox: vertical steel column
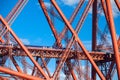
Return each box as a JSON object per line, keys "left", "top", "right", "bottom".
{"left": 106, "top": 0, "right": 120, "bottom": 79}
{"left": 92, "top": 0, "right": 97, "bottom": 51}
{"left": 51, "top": 0, "right": 105, "bottom": 80}
{"left": 92, "top": 0, "right": 97, "bottom": 80}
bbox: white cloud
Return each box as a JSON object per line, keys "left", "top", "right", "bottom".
{"left": 98, "top": 34, "right": 119, "bottom": 47}
{"left": 20, "top": 38, "right": 30, "bottom": 45}
{"left": 44, "top": 2, "right": 51, "bottom": 8}
{"left": 61, "top": 0, "right": 79, "bottom": 6}
{"left": 59, "top": 73, "right": 66, "bottom": 80}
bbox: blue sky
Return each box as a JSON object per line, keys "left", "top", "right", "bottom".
{"left": 0, "top": 0, "right": 55, "bottom": 46}
{"left": 0, "top": 0, "right": 120, "bottom": 79}
{"left": 0, "top": 0, "right": 94, "bottom": 47}
{"left": 1, "top": 0, "right": 120, "bottom": 48}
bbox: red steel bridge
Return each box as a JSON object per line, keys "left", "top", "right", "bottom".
{"left": 0, "top": 0, "right": 120, "bottom": 80}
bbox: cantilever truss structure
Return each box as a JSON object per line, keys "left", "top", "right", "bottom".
{"left": 0, "top": 0, "right": 120, "bottom": 80}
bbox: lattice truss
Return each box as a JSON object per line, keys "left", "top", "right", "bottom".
{"left": 0, "top": 0, "right": 120, "bottom": 80}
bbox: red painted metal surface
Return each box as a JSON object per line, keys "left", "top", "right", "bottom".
{"left": 0, "top": 0, "right": 120, "bottom": 80}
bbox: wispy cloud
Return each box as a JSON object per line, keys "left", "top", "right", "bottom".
{"left": 44, "top": 2, "right": 51, "bottom": 8}
{"left": 60, "top": 0, "right": 79, "bottom": 7}
{"left": 37, "top": 0, "right": 119, "bottom": 17}
{"left": 20, "top": 38, "right": 30, "bottom": 45}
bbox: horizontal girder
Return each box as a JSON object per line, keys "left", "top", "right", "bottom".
{"left": 0, "top": 44, "right": 114, "bottom": 61}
